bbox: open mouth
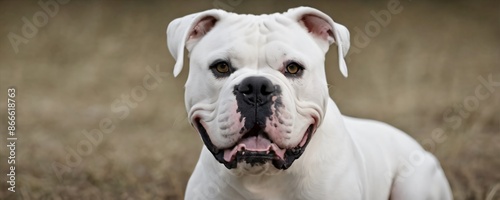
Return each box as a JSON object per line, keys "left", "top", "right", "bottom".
{"left": 195, "top": 119, "right": 314, "bottom": 170}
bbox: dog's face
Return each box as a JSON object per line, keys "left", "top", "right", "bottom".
{"left": 167, "top": 7, "right": 349, "bottom": 174}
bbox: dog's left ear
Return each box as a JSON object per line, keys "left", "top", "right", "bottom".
{"left": 167, "top": 9, "right": 226, "bottom": 77}
{"left": 285, "top": 7, "right": 350, "bottom": 77}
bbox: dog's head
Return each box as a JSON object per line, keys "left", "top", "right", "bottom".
{"left": 167, "top": 7, "right": 349, "bottom": 174}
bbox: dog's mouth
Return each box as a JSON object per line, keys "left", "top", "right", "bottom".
{"left": 195, "top": 120, "right": 314, "bottom": 170}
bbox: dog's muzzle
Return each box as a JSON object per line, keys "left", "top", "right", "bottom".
{"left": 195, "top": 76, "right": 315, "bottom": 170}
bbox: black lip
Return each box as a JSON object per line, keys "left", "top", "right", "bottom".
{"left": 195, "top": 119, "right": 315, "bottom": 170}
{"left": 273, "top": 125, "right": 314, "bottom": 169}
{"left": 236, "top": 150, "right": 277, "bottom": 167}
{"left": 194, "top": 119, "right": 229, "bottom": 167}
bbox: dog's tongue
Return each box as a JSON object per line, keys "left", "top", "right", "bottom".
{"left": 223, "top": 135, "right": 286, "bottom": 162}
{"left": 241, "top": 134, "right": 271, "bottom": 150}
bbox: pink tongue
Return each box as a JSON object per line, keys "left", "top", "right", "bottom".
{"left": 223, "top": 135, "right": 287, "bottom": 162}
{"left": 241, "top": 135, "right": 271, "bottom": 150}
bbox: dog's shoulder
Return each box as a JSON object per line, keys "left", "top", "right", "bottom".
{"left": 341, "top": 116, "right": 452, "bottom": 200}
{"left": 342, "top": 116, "right": 422, "bottom": 153}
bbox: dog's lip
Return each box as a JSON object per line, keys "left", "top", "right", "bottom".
{"left": 222, "top": 133, "right": 287, "bottom": 163}
{"left": 223, "top": 125, "right": 314, "bottom": 163}
{"left": 193, "top": 118, "right": 221, "bottom": 155}
{"left": 194, "top": 117, "right": 315, "bottom": 169}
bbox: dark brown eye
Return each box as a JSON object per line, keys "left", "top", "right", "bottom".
{"left": 215, "top": 62, "right": 229, "bottom": 73}
{"left": 285, "top": 62, "right": 304, "bottom": 77}
{"left": 209, "top": 60, "right": 234, "bottom": 78}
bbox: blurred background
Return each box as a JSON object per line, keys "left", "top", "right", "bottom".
{"left": 0, "top": 0, "right": 499, "bottom": 199}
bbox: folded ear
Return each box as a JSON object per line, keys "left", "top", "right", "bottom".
{"left": 285, "top": 7, "right": 350, "bottom": 77}
{"left": 166, "top": 9, "right": 226, "bottom": 77}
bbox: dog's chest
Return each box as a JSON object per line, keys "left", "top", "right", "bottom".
{"left": 233, "top": 174, "right": 362, "bottom": 200}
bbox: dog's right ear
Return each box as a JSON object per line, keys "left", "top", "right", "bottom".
{"left": 167, "top": 10, "right": 226, "bottom": 77}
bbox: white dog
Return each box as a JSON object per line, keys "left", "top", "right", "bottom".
{"left": 167, "top": 6, "right": 452, "bottom": 200}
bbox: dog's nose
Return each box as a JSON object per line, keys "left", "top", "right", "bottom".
{"left": 236, "top": 76, "right": 275, "bottom": 104}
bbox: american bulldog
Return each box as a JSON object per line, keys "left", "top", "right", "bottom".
{"left": 166, "top": 6, "right": 452, "bottom": 200}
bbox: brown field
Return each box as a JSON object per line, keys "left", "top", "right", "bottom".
{"left": 0, "top": 0, "right": 499, "bottom": 199}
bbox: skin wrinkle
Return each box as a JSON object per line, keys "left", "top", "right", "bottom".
{"left": 189, "top": 102, "right": 216, "bottom": 122}
{"left": 270, "top": 73, "right": 321, "bottom": 129}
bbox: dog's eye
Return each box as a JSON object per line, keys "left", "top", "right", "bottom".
{"left": 209, "top": 60, "right": 233, "bottom": 78}
{"left": 215, "top": 62, "right": 229, "bottom": 73}
{"left": 284, "top": 62, "right": 304, "bottom": 77}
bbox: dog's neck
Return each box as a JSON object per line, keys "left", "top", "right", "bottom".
{"left": 202, "top": 98, "right": 359, "bottom": 199}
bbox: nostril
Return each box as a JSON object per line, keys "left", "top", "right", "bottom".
{"left": 238, "top": 84, "right": 252, "bottom": 94}
{"left": 261, "top": 84, "right": 275, "bottom": 95}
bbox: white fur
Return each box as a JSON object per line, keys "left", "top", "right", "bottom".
{"left": 166, "top": 6, "right": 452, "bottom": 200}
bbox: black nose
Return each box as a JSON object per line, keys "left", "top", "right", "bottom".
{"left": 236, "top": 76, "right": 276, "bottom": 105}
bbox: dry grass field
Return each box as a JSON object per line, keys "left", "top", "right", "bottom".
{"left": 0, "top": 0, "right": 499, "bottom": 199}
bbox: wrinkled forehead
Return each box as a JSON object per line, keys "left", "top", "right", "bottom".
{"left": 190, "top": 14, "right": 325, "bottom": 69}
